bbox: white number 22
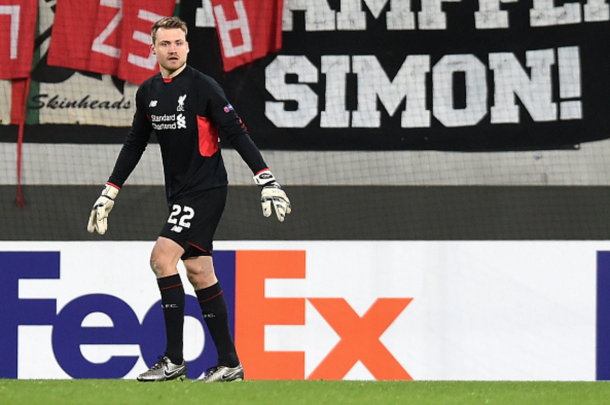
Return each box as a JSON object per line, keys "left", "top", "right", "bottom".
{"left": 168, "top": 204, "right": 195, "bottom": 229}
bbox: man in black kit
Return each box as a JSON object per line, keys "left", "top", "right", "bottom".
{"left": 87, "top": 16, "right": 291, "bottom": 382}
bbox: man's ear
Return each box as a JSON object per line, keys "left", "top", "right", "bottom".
{"left": 151, "top": 43, "right": 156, "bottom": 55}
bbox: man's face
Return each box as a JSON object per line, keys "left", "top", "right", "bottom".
{"left": 151, "top": 27, "right": 189, "bottom": 74}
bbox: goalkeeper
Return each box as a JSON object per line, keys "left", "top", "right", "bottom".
{"left": 86, "top": 16, "right": 290, "bottom": 382}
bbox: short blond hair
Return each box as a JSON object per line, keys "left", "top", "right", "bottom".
{"left": 151, "top": 16, "right": 188, "bottom": 44}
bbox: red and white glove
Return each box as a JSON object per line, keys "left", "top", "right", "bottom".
{"left": 253, "top": 170, "right": 291, "bottom": 222}
{"left": 87, "top": 184, "right": 119, "bottom": 235}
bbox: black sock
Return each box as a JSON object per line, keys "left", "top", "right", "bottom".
{"left": 158, "top": 274, "right": 185, "bottom": 364}
{"left": 196, "top": 282, "right": 239, "bottom": 367}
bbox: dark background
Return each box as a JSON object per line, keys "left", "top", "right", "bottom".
{"left": 2, "top": 185, "right": 609, "bottom": 240}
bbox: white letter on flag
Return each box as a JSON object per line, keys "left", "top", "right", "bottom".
{"left": 214, "top": 1, "right": 253, "bottom": 57}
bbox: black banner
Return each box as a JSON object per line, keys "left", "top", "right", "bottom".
{"left": 181, "top": 0, "right": 610, "bottom": 151}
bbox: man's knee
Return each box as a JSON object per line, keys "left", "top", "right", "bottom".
{"left": 150, "top": 237, "right": 183, "bottom": 278}
{"left": 185, "top": 257, "right": 216, "bottom": 289}
{"left": 149, "top": 255, "right": 166, "bottom": 277}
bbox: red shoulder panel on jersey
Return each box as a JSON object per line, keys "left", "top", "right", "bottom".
{"left": 196, "top": 115, "right": 219, "bottom": 157}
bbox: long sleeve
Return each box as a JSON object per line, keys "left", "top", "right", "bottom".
{"left": 205, "top": 79, "right": 268, "bottom": 175}
{"left": 108, "top": 86, "right": 153, "bottom": 188}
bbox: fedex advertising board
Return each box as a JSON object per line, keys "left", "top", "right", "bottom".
{"left": 0, "top": 241, "right": 608, "bottom": 380}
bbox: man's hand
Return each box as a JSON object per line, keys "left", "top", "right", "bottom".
{"left": 87, "top": 184, "right": 120, "bottom": 235}
{"left": 254, "top": 170, "right": 291, "bottom": 222}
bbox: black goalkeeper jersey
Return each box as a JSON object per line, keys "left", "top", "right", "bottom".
{"left": 108, "top": 65, "right": 268, "bottom": 204}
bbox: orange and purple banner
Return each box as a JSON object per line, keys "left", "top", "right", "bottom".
{"left": 0, "top": 242, "right": 605, "bottom": 380}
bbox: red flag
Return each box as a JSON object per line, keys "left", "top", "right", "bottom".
{"left": 210, "top": 0, "right": 283, "bottom": 71}
{"left": 0, "top": 0, "right": 37, "bottom": 79}
{"left": 48, "top": 0, "right": 175, "bottom": 85}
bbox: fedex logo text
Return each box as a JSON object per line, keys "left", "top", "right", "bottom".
{"left": 234, "top": 251, "right": 413, "bottom": 380}
{"left": 1, "top": 242, "right": 600, "bottom": 380}
{"left": 0, "top": 250, "right": 412, "bottom": 380}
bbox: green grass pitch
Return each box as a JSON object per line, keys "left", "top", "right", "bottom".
{"left": 1, "top": 380, "right": 610, "bottom": 405}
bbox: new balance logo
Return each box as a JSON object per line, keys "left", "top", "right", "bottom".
{"left": 149, "top": 100, "right": 158, "bottom": 107}
{"left": 177, "top": 114, "right": 186, "bottom": 129}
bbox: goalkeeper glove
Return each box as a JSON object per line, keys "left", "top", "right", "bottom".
{"left": 253, "top": 170, "right": 291, "bottom": 222}
{"left": 87, "top": 183, "right": 119, "bottom": 235}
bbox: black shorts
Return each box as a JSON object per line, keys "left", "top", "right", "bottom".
{"left": 159, "top": 186, "right": 227, "bottom": 260}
